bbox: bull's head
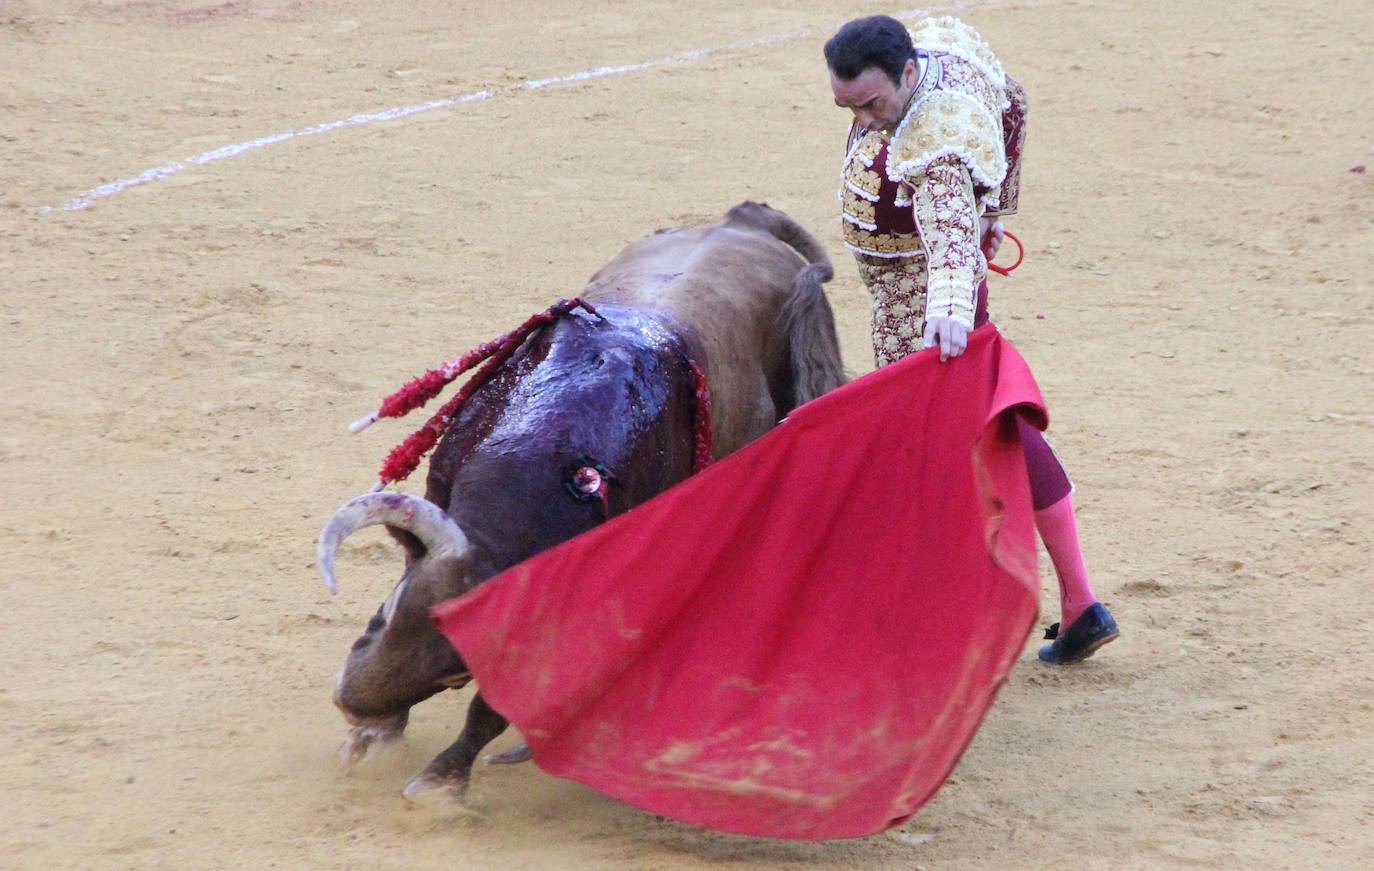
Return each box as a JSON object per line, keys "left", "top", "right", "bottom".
{"left": 315, "top": 310, "right": 698, "bottom": 764}
{"left": 317, "top": 492, "right": 477, "bottom": 754}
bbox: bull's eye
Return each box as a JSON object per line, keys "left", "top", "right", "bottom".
{"left": 564, "top": 457, "right": 614, "bottom": 503}
{"left": 572, "top": 466, "right": 602, "bottom": 494}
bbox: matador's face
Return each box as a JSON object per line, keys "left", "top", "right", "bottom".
{"left": 830, "top": 57, "right": 918, "bottom": 134}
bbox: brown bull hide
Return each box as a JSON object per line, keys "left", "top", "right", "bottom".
{"left": 319, "top": 201, "right": 844, "bottom": 804}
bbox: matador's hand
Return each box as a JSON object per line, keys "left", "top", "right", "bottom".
{"left": 923, "top": 316, "right": 968, "bottom": 362}
{"left": 980, "top": 216, "right": 1005, "bottom": 262}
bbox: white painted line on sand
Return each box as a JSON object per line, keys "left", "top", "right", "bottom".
{"left": 53, "top": 91, "right": 492, "bottom": 212}
{"left": 47, "top": 5, "right": 960, "bottom": 213}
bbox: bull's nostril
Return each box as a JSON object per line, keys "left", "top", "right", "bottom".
{"left": 366, "top": 614, "right": 385, "bottom": 633}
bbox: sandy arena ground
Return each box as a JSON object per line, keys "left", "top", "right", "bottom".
{"left": 3, "top": 0, "right": 1372, "bottom": 867}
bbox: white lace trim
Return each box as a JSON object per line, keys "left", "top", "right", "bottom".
{"left": 910, "top": 16, "right": 1007, "bottom": 91}
{"left": 840, "top": 131, "right": 869, "bottom": 166}
{"left": 890, "top": 145, "right": 1006, "bottom": 192}
{"left": 891, "top": 88, "right": 931, "bottom": 146}
{"left": 925, "top": 274, "right": 978, "bottom": 328}
{"left": 841, "top": 212, "right": 878, "bottom": 231}
{"left": 888, "top": 91, "right": 1006, "bottom": 186}
{"left": 846, "top": 179, "right": 880, "bottom": 202}
{"left": 891, "top": 90, "right": 1003, "bottom": 165}
{"left": 926, "top": 44, "right": 1007, "bottom": 96}
{"left": 838, "top": 133, "right": 877, "bottom": 197}
{"left": 927, "top": 276, "right": 980, "bottom": 311}
{"left": 845, "top": 242, "right": 923, "bottom": 259}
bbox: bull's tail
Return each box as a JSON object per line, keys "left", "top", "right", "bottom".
{"left": 725, "top": 202, "right": 847, "bottom": 409}
{"left": 779, "top": 256, "right": 847, "bottom": 408}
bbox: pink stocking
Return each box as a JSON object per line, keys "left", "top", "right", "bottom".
{"left": 1034, "top": 494, "right": 1097, "bottom": 628}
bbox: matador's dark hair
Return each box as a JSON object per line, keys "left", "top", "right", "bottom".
{"left": 823, "top": 16, "right": 916, "bottom": 86}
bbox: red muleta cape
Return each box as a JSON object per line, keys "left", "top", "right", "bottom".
{"left": 432, "top": 326, "right": 1045, "bottom": 840}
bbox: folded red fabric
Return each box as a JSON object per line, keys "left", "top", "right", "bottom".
{"left": 433, "top": 325, "right": 1045, "bottom": 839}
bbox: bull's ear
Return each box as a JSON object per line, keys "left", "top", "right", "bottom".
{"left": 385, "top": 524, "right": 427, "bottom": 564}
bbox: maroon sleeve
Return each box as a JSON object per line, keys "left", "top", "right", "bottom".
{"left": 986, "top": 74, "right": 1027, "bottom": 217}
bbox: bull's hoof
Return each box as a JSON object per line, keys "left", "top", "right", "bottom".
{"left": 402, "top": 774, "right": 475, "bottom": 813}
{"left": 338, "top": 724, "right": 405, "bottom": 767}
{"left": 483, "top": 742, "right": 532, "bottom": 765}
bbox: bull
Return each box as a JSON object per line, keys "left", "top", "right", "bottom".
{"left": 316, "top": 202, "right": 845, "bottom": 805}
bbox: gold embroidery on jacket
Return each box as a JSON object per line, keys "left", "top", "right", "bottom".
{"left": 888, "top": 89, "right": 1007, "bottom": 190}
{"left": 843, "top": 226, "right": 923, "bottom": 257}
{"left": 842, "top": 134, "right": 885, "bottom": 199}
{"left": 841, "top": 186, "right": 877, "bottom": 227}
{"left": 907, "top": 16, "right": 1006, "bottom": 91}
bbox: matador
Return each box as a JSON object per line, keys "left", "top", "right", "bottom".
{"left": 825, "top": 15, "right": 1119, "bottom": 663}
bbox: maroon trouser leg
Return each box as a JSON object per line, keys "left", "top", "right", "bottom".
{"left": 972, "top": 279, "right": 1072, "bottom": 510}
{"left": 1019, "top": 417, "right": 1073, "bottom": 509}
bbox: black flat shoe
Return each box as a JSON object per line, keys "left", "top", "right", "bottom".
{"left": 1038, "top": 602, "right": 1119, "bottom": 665}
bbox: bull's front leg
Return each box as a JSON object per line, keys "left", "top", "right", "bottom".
{"left": 402, "top": 691, "right": 508, "bottom": 807}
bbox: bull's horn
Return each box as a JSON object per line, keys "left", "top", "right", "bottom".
{"left": 317, "top": 492, "right": 469, "bottom": 594}
{"left": 348, "top": 411, "right": 379, "bottom": 433}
